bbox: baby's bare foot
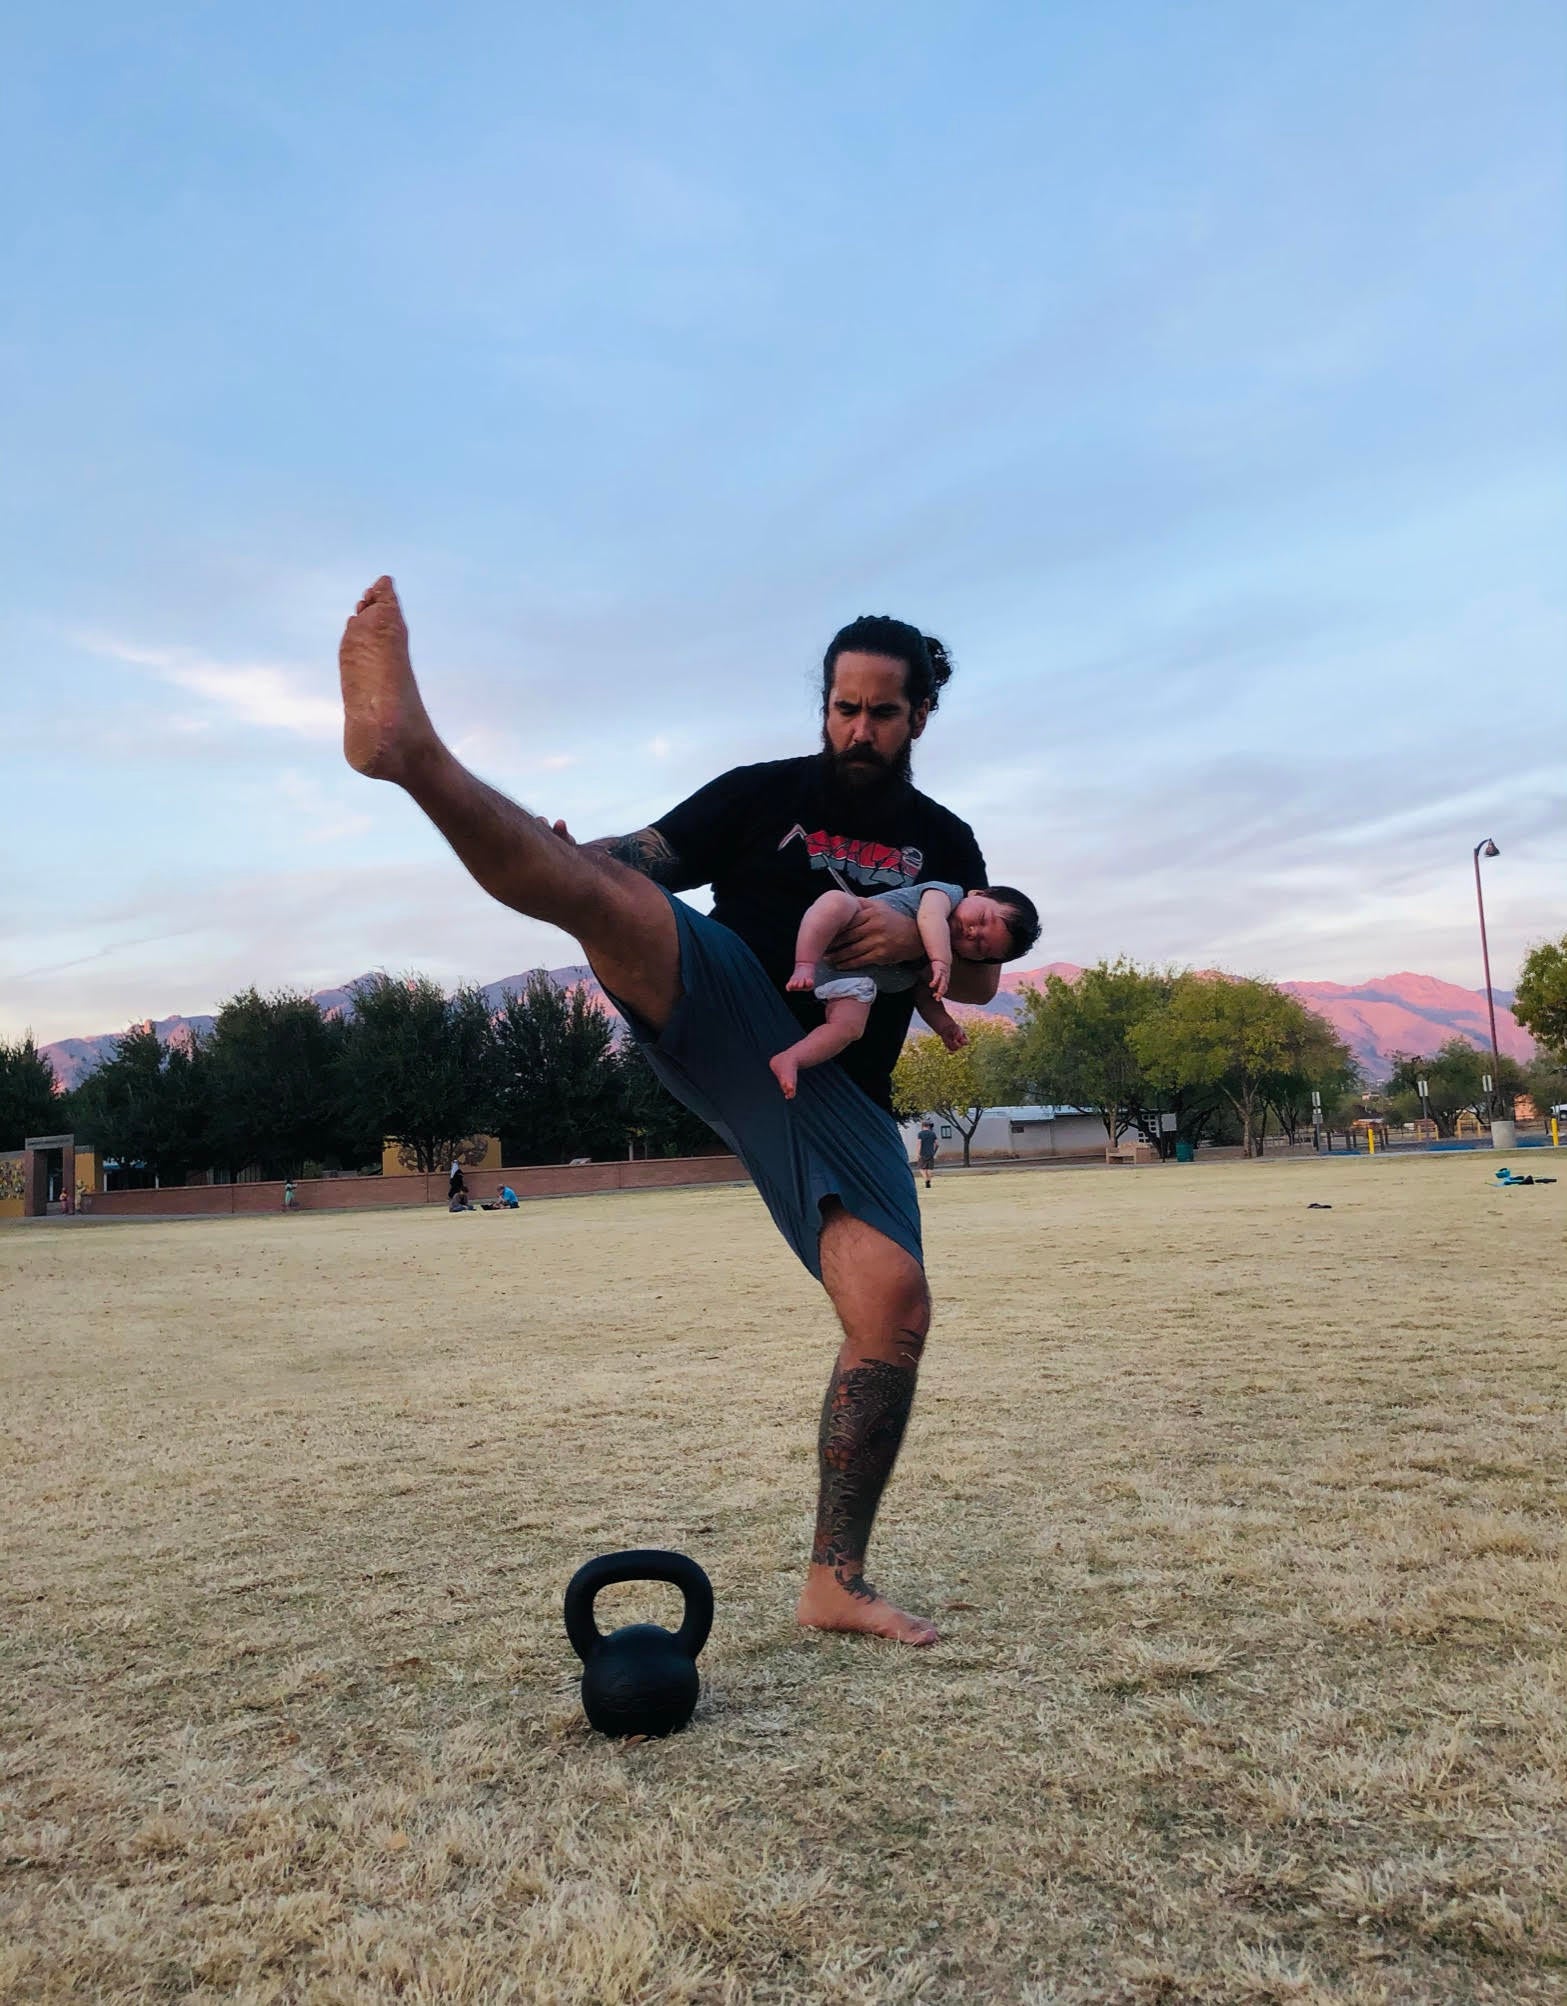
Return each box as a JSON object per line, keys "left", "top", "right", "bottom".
{"left": 786, "top": 963, "right": 817, "bottom": 992}
{"left": 770, "top": 1052, "right": 799, "bottom": 1099}
{"left": 339, "top": 576, "right": 436, "bottom": 783}
{"left": 796, "top": 1567, "right": 939, "bottom": 1647}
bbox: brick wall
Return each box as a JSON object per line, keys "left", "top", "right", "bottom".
{"left": 84, "top": 1154, "right": 748, "bottom": 1219}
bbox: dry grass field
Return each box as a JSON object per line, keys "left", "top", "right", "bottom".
{"left": 2, "top": 1153, "right": 1564, "bottom": 2005}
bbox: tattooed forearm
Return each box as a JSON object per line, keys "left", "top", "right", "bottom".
{"left": 584, "top": 826, "right": 683, "bottom": 886}
{"left": 810, "top": 1356, "right": 919, "bottom": 1597}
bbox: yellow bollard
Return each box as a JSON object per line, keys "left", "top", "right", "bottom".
{"left": 1367, "top": 1126, "right": 1376, "bottom": 1155}
{"left": 1553, "top": 1116, "right": 1560, "bottom": 1149}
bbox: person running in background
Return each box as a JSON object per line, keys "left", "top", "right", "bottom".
{"left": 916, "top": 1120, "right": 939, "bottom": 1189}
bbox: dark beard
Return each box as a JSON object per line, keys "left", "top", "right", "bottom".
{"left": 818, "top": 737, "right": 913, "bottom": 808}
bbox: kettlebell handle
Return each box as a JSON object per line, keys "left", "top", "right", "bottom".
{"left": 563, "top": 1549, "right": 713, "bottom": 1665}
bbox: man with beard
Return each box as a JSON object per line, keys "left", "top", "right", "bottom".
{"left": 339, "top": 591, "right": 996, "bottom": 1645}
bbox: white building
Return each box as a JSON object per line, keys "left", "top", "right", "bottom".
{"left": 900, "top": 1105, "right": 1109, "bottom": 1164}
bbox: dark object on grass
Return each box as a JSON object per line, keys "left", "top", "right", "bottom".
{"left": 564, "top": 1549, "right": 713, "bottom": 1738}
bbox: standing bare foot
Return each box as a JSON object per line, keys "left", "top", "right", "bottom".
{"left": 770, "top": 1052, "right": 800, "bottom": 1099}
{"left": 796, "top": 1565, "right": 939, "bottom": 1646}
{"left": 339, "top": 576, "right": 437, "bottom": 783}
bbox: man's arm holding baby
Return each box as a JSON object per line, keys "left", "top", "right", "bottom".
{"left": 828, "top": 895, "right": 1001, "bottom": 1002}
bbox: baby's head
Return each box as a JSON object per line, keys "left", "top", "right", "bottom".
{"left": 951, "top": 886, "right": 1040, "bottom": 964}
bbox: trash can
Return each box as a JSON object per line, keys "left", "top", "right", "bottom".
{"left": 1174, "top": 1140, "right": 1195, "bottom": 1163}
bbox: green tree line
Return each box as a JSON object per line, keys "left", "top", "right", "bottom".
{"left": 7, "top": 930, "right": 1565, "bottom": 1176}
{"left": 892, "top": 946, "right": 1567, "bottom": 1160}
{"left": 0, "top": 974, "right": 715, "bottom": 1183}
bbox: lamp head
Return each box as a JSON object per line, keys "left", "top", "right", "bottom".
{"left": 1475, "top": 838, "right": 1500, "bottom": 859}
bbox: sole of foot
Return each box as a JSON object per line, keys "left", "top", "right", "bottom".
{"left": 339, "top": 576, "right": 432, "bottom": 782}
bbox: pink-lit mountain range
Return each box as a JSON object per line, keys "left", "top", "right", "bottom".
{"left": 981, "top": 965, "right": 1532, "bottom": 1075}
{"left": 40, "top": 964, "right": 1532, "bottom": 1090}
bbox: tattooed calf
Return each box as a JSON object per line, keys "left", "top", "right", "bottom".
{"left": 811, "top": 1355, "right": 919, "bottom": 1599}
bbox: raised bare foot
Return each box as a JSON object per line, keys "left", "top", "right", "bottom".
{"left": 770, "top": 1052, "right": 800, "bottom": 1099}
{"left": 796, "top": 1566, "right": 939, "bottom": 1646}
{"left": 339, "top": 576, "right": 436, "bottom": 783}
{"left": 786, "top": 962, "right": 817, "bottom": 993}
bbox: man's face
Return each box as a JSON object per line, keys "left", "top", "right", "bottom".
{"left": 822, "top": 651, "right": 929, "bottom": 788}
{"left": 951, "top": 893, "right": 1015, "bottom": 963}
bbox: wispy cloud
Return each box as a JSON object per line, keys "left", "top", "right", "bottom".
{"left": 77, "top": 633, "right": 341, "bottom": 739}
{"left": 274, "top": 770, "right": 374, "bottom": 843}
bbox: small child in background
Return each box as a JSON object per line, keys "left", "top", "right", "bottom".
{"left": 769, "top": 880, "right": 1040, "bottom": 1099}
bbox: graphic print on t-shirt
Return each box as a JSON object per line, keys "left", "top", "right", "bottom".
{"left": 776, "top": 822, "right": 924, "bottom": 890}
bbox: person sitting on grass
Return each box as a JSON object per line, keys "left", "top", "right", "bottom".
{"left": 769, "top": 881, "right": 1039, "bottom": 1100}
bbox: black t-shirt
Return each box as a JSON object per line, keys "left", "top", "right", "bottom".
{"left": 654, "top": 754, "right": 987, "bottom": 1110}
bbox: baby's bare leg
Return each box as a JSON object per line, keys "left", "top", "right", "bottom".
{"left": 769, "top": 997, "right": 871, "bottom": 1099}
{"left": 787, "top": 889, "right": 861, "bottom": 990}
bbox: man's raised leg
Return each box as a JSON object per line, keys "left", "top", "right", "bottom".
{"left": 339, "top": 577, "right": 679, "bottom": 1026}
{"left": 796, "top": 1201, "right": 938, "bottom": 1647}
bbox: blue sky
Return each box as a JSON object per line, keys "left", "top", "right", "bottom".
{"left": 4, "top": 1, "right": 1563, "bottom": 1043}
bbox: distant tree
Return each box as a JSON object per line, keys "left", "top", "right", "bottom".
{"left": 341, "top": 974, "right": 494, "bottom": 1173}
{"left": 0, "top": 1034, "right": 62, "bottom": 1150}
{"left": 1261, "top": 1013, "right": 1360, "bottom": 1144}
{"left": 891, "top": 1018, "right": 1022, "bottom": 1167}
{"left": 1524, "top": 1054, "right": 1567, "bottom": 1121}
{"left": 204, "top": 988, "right": 354, "bottom": 1179}
{"left": 1513, "top": 935, "right": 1567, "bottom": 1061}
{"left": 1131, "top": 975, "right": 1328, "bottom": 1157}
{"left": 1012, "top": 959, "right": 1171, "bottom": 1148}
{"left": 611, "top": 1044, "right": 723, "bottom": 1159}
{"left": 72, "top": 1025, "right": 209, "bottom": 1184}
{"left": 1384, "top": 1040, "right": 1529, "bottom": 1138}
{"left": 491, "top": 973, "right": 623, "bottom": 1163}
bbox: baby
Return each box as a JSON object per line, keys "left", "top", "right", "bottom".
{"left": 769, "top": 881, "right": 1040, "bottom": 1099}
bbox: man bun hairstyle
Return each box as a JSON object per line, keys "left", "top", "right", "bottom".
{"left": 822, "top": 615, "right": 954, "bottom": 716}
{"left": 987, "top": 885, "right": 1041, "bottom": 961}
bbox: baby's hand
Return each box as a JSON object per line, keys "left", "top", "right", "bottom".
{"left": 786, "top": 962, "right": 817, "bottom": 993}
{"left": 926, "top": 957, "right": 951, "bottom": 1001}
{"left": 939, "top": 1018, "right": 969, "bottom": 1053}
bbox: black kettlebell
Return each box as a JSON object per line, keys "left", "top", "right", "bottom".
{"left": 563, "top": 1549, "right": 713, "bottom": 1738}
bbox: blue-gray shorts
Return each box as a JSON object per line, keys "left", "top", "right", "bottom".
{"left": 609, "top": 896, "right": 923, "bottom": 1282}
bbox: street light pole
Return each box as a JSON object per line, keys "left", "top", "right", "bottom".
{"left": 1473, "top": 839, "right": 1502, "bottom": 1119}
